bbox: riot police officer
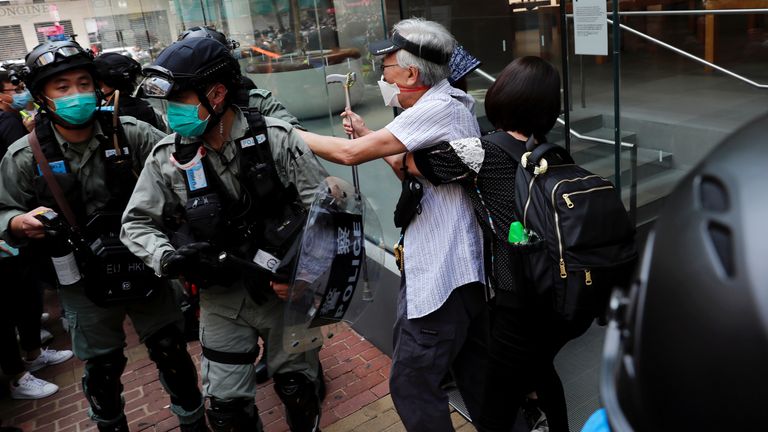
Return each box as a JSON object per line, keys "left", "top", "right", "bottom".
{"left": 175, "top": 25, "right": 302, "bottom": 127}
{"left": 121, "top": 37, "right": 328, "bottom": 432}
{"left": 93, "top": 52, "right": 162, "bottom": 129}
{"left": 0, "top": 40, "right": 206, "bottom": 432}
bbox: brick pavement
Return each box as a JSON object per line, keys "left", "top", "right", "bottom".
{"left": 0, "top": 292, "right": 474, "bottom": 432}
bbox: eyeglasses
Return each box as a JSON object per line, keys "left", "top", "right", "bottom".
{"left": 379, "top": 63, "right": 400, "bottom": 73}
{"left": 31, "top": 46, "right": 84, "bottom": 67}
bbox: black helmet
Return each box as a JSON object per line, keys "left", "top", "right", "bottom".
{"left": 94, "top": 52, "right": 141, "bottom": 91}
{"left": 601, "top": 114, "right": 768, "bottom": 431}
{"left": 177, "top": 25, "right": 239, "bottom": 51}
{"left": 141, "top": 37, "right": 241, "bottom": 100}
{"left": 21, "top": 40, "right": 95, "bottom": 94}
{"left": 0, "top": 63, "right": 22, "bottom": 85}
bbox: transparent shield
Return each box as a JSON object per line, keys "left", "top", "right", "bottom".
{"left": 283, "top": 176, "right": 384, "bottom": 353}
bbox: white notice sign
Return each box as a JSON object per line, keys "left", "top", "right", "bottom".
{"left": 573, "top": 0, "right": 608, "bottom": 56}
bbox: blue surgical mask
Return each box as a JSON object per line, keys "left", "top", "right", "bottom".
{"left": 10, "top": 89, "right": 32, "bottom": 110}
{"left": 47, "top": 92, "right": 97, "bottom": 125}
{"left": 167, "top": 101, "right": 211, "bottom": 138}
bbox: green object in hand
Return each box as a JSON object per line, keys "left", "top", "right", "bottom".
{"left": 508, "top": 221, "right": 528, "bottom": 244}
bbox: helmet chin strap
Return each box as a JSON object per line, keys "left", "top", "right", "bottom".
{"left": 196, "top": 87, "right": 228, "bottom": 134}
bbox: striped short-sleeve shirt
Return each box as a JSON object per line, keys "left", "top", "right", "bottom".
{"left": 385, "top": 79, "right": 485, "bottom": 319}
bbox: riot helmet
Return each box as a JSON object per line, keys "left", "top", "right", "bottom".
{"left": 21, "top": 40, "right": 95, "bottom": 94}
{"left": 141, "top": 37, "right": 241, "bottom": 135}
{"left": 94, "top": 52, "right": 141, "bottom": 93}
{"left": 20, "top": 40, "right": 99, "bottom": 128}
{"left": 600, "top": 114, "right": 768, "bottom": 431}
{"left": 177, "top": 25, "right": 240, "bottom": 51}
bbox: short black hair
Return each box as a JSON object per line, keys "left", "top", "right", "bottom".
{"left": 485, "top": 56, "right": 561, "bottom": 141}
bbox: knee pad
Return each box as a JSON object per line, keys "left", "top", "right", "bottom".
{"left": 145, "top": 324, "right": 201, "bottom": 410}
{"left": 83, "top": 351, "right": 127, "bottom": 424}
{"left": 274, "top": 372, "right": 321, "bottom": 432}
{"left": 206, "top": 397, "right": 262, "bottom": 432}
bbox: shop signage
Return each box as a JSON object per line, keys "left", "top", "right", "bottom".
{"left": 0, "top": 4, "right": 49, "bottom": 18}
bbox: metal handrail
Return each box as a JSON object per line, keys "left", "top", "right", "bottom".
{"left": 607, "top": 19, "right": 768, "bottom": 89}
{"left": 563, "top": 12, "right": 768, "bottom": 89}
{"left": 556, "top": 117, "right": 635, "bottom": 148}
{"left": 472, "top": 68, "right": 636, "bottom": 148}
{"left": 608, "top": 8, "right": 768, "bottom": 16}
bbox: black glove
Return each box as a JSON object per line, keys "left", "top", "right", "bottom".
{"left": 161, "top": 242, "right": 234, "bottom": 288}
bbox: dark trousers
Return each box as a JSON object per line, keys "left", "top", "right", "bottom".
{"left": 0, "top": 255, "right": 43, "bottom": 376}
{"left": 476, "top": 302, "right": 593, "bottom": 432}
{"left": 390, "top": 279, "right": 489, "bottom": 432}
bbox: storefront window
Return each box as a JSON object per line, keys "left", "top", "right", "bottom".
{"left": 0, "top": 0, "right": 399, "bottom": 247}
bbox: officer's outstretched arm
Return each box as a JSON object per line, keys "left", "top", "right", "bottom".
{"left": 120, "top": 150, "right": 179, "bottom": 275}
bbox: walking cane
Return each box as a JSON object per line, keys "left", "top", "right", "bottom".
{"left": 325, "top": 72, "right": 374, "bottom": 302}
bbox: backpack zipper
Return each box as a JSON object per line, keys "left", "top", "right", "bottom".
{"left": 550, "top": 175, "right": 603, "bottom": 278}
{"left": 562, "top": 185, "right": 614, "bottom": 208}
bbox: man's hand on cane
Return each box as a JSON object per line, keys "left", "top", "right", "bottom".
{"left": 341, "top": 109, "right": 371, "bottom": 138}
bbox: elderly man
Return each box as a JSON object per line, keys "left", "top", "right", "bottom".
{"left": 297, "top": 18, "right": 488, "bottom": 432}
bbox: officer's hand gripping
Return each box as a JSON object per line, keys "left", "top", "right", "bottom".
{"left": 161, "top": 242, "right": 223, "bottom": 285}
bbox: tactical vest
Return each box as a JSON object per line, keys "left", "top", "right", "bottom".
{"left": 171, "top": 107, "right": 306, "bottom": 294}
{"left": 32, "top": 112, "right": 137, "bottom": 225}
{"left": 32, "top": 113, "right": 162, "bottom": 306}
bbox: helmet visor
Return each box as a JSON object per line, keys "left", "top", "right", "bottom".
{"left": 33, "top": 46, "right": 84, "bottom": 67}
{"left": 140, "top": 74, "right": 174, "bottom": 98}
{"left": 140, "top": 65, "right": 198, "bottom": 99}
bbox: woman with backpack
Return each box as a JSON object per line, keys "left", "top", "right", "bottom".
{"left": 402, "top": 56, "right": 598, "bottom": 432}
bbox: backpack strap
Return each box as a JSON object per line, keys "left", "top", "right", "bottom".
{"left": 527, "top": 142, "right": 574, "bottom": 166}
{"left": 481, "top": 130, "right": 526, "bottom": 162}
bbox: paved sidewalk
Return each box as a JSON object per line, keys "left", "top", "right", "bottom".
{"left": 0, "top": 292, "right": 474, "bottom": 432}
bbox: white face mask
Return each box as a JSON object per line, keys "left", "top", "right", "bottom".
{"left": 377, "top": 75, "right": 401, "bottom": 108}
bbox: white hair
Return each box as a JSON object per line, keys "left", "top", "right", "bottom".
{"left": 392, "top": 18, "right": 454, "bottom": 86}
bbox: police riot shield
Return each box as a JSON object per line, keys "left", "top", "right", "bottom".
{"left": 283, "top": 177, "right": 384, "bottom": 353}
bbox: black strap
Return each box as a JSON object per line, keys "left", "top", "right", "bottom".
{"left": 483, "top": 131, "right": 574, "bottom": 166}
{"left": 28, "top": 130, "right": 79, "bottom": 228}
{"left": 482, "top": 130, "right": 526, "bottom": 163}
{"left": 239, "top": 107, "right": 277, "bottom": 180}
{"left": 34, "top": 117, "right": 69, "bottom": 163}
{"left": 202, "top": 345, "right": 260, "bottom": 365}
{"left": 528, "top": 142, "right": 574, "bottom": 166}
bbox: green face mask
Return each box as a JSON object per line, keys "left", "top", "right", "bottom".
{"left": 167, "top": 100, "right": 210, "bottom": 138}
{"left": 47, "top": 92, "right": 97, "bottom": 125}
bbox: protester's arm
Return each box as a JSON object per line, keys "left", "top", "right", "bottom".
{"left": 410, "top": 140, "right": 476, "bottom": 186}
{"left": 296, "top": 127, "right": 407, "bottom": 166}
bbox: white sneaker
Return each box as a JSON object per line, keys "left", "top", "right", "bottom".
{"left": 40, "top": 328, "right": 54, "bottom": 345}
{"left": 24, "top": 348, "right": 73, "bottom": 372}
{"left": 40, "top": 312, "right": 50, "bottom": 324}
{"left": 10, "top": 372, "right": 58, "bottom": 400}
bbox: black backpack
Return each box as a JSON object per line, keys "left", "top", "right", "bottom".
{"left": 483, "top": 131, "right": 638, "bottom": 322}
